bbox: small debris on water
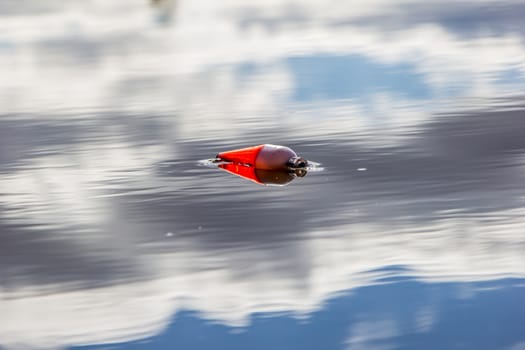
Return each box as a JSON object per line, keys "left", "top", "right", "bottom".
{"left": 166, "top": 232, "right": 173, "bottom": 237}
{"left": 357, "top": 168, "right": 367, "bottom": 171}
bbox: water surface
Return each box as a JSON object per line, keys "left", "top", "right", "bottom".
{"left": 1, "top": 1, "right": 525, "bottom": 349}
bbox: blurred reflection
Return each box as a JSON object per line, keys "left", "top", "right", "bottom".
{"left": 59, "top": 278, "right": 525, "bottom": 350}
{"left": 1, "top": 0, "right": 525, "bottom": 349}
{"left": 218, "top": 163, "right": 307, "bottom": 186}
{"left": 150, "top": 0, "right": 177, "bottom": 25}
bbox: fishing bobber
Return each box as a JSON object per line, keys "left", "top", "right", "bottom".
{"left": 216, "top": 144, "right": 308, "bottom": 170}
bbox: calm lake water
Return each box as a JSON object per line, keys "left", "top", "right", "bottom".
{"left": 1, "top": 1, "right": 525, "bottom": 349}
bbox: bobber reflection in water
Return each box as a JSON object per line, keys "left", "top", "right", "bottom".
{"left": 213, "top": 144, "right": 310, "bottom": 186}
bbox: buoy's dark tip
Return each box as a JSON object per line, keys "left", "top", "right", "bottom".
{"left": 287, "top": 157, "right": 308, "bottom": 169}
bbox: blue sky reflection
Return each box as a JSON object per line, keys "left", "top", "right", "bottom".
{"left": 288, "top": 55, "right": 431, "bottom": 102}
{"left": 71, "top": 278, "right": 525, "bottom": 350}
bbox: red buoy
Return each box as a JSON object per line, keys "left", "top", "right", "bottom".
{"left": 216, "top": 144, "right": 307, "bottom": 170}
{"left": 216, "top": 144, "right": 265, "bottom": 167}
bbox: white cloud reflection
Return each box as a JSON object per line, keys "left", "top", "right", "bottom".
{"left": 1, "top": 185, "right": 524, "bottom": 349}
{"left": 1, "top": 0, "right": 525, "bottom": 118}
{"left": 1, "top": 0, "right": 525, "bottom": 349}
{"left": 345, "top": 320, "right": 399, "bottom": 350}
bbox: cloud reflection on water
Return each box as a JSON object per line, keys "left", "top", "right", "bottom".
{"left": 1, "top": 0, "right": 525, "bottom": 349}
{"left": 1, "top": 104, "right": 525, "bottom": 349}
